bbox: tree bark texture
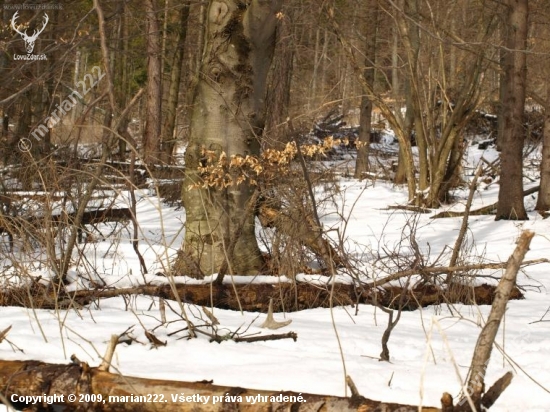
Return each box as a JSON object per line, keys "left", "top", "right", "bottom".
{"left": 264, "top": 7, "right": 293, "bottom": 149}
{"left": 354, "top": 0, "right": 378, "bottom": 179}
{"left": 143, "top": 0, "right": 163, "bottom": 165}
{"left": 178, "top": 0, "right": 282, "bottom": 277}
{"left": 496, "top": 0, "right": 528, "bottom": 220}
{"left": 160, "top": 3, "right": 191, "bottom": 164}
{"left": 114, "top": 3, "right": 131, "bottom": 160}
{"left": 535, "top": 85, "right": 550, "bottom": 210}
{"left": 0, "top": 278, "right": 525, "bottom": 311}
{"left": 0, "top": 360, "right": 441, "bottom": 412}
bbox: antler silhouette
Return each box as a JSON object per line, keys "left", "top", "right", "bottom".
{"left": 10, "top": 12, "right": 49, "bottom": 54}
{"left": 10, "top": 12, "right": 26, "bottom": 38}
{"left": 31, "top": 13, "right": 49, "bottom": 40}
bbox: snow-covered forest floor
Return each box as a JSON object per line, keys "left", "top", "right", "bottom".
{"left": 1, "top": 140, "right": 550, "bottom": 411}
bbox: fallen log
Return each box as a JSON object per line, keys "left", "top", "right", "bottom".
{"left": 0, "top": 207, "right": 131, "bottom": 248}
{"left": 385, "top": 205, "right": 433, "bottom": 214}
{"left": 0, "top": 279, "right": 524, "bottom": 311}
{"left": 0, "top": 359, "right": 440, "bottom": 412}
{"left": 431, "top": 185, "right": 539, "bottom": 219}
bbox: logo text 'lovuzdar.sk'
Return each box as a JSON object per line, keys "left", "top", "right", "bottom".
{"left": 11, "top": 11, "right": 48, "bottom": 60}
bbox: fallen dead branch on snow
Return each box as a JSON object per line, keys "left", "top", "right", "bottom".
{"left": 431, "top": 186, "right": 539, "bottom": 219}
{"left": 451, "top": 230, "right": 534, "bottom": 411}
{"left": 362, "top": 258, "right": 547, "bottom": 289}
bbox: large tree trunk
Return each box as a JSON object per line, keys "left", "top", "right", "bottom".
{"left": 264, "top": 8, "right": 293, "bottom": 149}
{"left": 496, "top": 0, "right": 528, "bottom": 220}
{"left": 143, "top": 0, "right": 163, "bottom": 165}
{"left": 177, "top": 0, "right": 282, "bottom": 277}
{"left": 535, "top": 86, "right": 550, "bottom": 210}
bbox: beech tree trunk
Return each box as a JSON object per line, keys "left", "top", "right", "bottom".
{"left": 496, "top": 0, "right": 528, "bottom": 220}
{"left": 177, "top": 0, "right": 282, "bottom": 277}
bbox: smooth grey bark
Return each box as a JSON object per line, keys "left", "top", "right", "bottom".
{"left": 177, "top": 0, "right": 282, "bottom": 277}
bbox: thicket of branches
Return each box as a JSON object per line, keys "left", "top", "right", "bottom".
{"left": 0, "top": 0, "right": 549, "bottom": 279}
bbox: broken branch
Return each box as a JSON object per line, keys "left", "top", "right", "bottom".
{"left": 456, "top": 231, "right": 533, "bottom": 409}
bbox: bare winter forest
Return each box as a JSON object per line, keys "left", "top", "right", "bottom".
{"left": 1, "top": 0, "right": 550, "bottom": 411}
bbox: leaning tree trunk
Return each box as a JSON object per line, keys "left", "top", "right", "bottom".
{"left": 177, "top": 0, "right": 282, "bottom": 277}
{"left": 496, "top": 0, "right": 528, "bottom": 220}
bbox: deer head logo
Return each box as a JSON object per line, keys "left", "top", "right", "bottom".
{"left": 11, "top": 12, "right": 49, "bottom": 54}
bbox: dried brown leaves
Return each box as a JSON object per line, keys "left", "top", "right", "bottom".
{"left": 189, "top": 137, "right": 347, "bottom": 190}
